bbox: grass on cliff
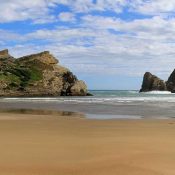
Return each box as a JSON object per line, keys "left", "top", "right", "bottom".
{"left": 13, "top": 67, "right": 43, "bottom": 88}
{"left": 0, "top": 73, "right": 21, "bottom": 88}
{"left": 0, "top": 73, "right": 20, "bottom": 83}
{"left": 28, "top": 67, "right": 43, "bottom": 82}
{"left": 0, "top": 65, "right": 43, "bottom": 89}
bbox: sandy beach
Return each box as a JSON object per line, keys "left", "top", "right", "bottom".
{"left": 2, "top": 0, "right": 175, "bottom": 174}
{"left": 0, "top": 112, "right": 174, "bottom": 175}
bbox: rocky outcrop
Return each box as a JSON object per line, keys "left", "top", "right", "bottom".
{"left": 166, "top": 69, "right": 175, "bottom": 92}
{"left": 140, "top": 72, "right": 167, "bottom": 92}
{"left": 70, "top": 81, "right": 87, "bottom": 96}
{"left": 0, "top": 49, "right": 89, "bottom": 96}
{"left": 18, "top": 51, "right": 58, "bottom": 65}
{"left": 0, "top": 49, "right": 12, "bottom": 59}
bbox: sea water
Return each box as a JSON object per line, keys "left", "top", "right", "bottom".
{"left": 1, "top": 90, "right": 175, "bottom": 119}
{"left": 2, "top": 90, "right": 175, "bottom": 103}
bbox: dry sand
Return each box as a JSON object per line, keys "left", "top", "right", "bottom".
{"left": 0, "top": 112, "right": 175, "bottom": 175}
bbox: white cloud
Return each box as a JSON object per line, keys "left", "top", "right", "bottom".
{"left": 0, "top": 30, "right": 22, "bottom": 41}
{"left": 1, "top": 0, "right": 175, "bottom": 24}
{"left": 0, "top": 0, "right": 128, "bottom": 23}
{"left": 56, "top": 0, "right": 175, "bottom": 15}
{"left": 56, "top": 0, "right": 128, "bottom": 13}
{"left": 82, "top": 15, "right": 175, "bottom": 42}
{"left": 94, "top": 0, "right": 128, "bottom": 13}
{"left": 130, "top": 0, "right": 175, "bottom": 15}
{"left": 0, "top": 0, "right": 57, "bottom": 23}
{"left": 58, "top": 12, "right": 76, "bottom": 22}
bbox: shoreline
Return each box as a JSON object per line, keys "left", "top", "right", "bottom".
{"left": 0, "top": 100, "right": 174, "bottom": 119}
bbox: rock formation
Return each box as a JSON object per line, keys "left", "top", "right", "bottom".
{"left": 140, "top": 72, "right": 167, "bottom": 92}
{"left": 166, "top": 69, "right": 175, "bottom": 92}
{"left": 0, "top": 49, "right": 89, "bottom": 96}
{"left": 0, "top": 49, "right": 12, "bottom": 59}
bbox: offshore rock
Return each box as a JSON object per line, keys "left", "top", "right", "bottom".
{"left": 166, "top": 69, "right": 175, "bottom": 92}
{"left": 0, "top": 49, "right": 89, "bottom": 96}
{"left": 140, "top": 72, "right": 167, "bottom": 92}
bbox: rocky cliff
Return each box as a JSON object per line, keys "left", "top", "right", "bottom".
{"left": 140, "top": 70, "right": 175, "bottom": 93}
{"left": 0, "top": 49, "right": 89, "bottom": 96}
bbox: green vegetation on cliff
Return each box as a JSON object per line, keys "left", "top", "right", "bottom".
{"left": 0, "top": 63, "right": 43, "bottom": 89}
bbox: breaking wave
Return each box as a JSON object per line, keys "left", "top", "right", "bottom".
{"left": 141, "top": 91, "right": 172, "bottom": 95}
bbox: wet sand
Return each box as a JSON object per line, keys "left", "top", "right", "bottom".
{"left": 0, "top": 112, "right": 175, "bottom": 175}
{"left": 0, "top": 100, "right": 175, "bottom": 119}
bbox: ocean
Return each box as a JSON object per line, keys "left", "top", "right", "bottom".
{"left": 1, "top": 90, "right": 175, "bottom": 103}
{"left": 1, "top": 90, "right": 175, "bottom": 119}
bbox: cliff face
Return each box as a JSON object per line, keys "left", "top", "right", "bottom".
{"left": 0, "top": 49, "right": 88, "bottom": 96}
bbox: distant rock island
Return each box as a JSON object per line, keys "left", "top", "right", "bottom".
{"left": 0, "top": 49, "right": 89, "bottom": 96}
{"left": 140, "top": 70, "right": 175, "bottom": 93}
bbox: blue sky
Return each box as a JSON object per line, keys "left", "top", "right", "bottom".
{"left": 1, "top": 0, "right": 175, "bottom": 90}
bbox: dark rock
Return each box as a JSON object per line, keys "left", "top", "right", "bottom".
{"left": 86, "top": 92, "right": 93, "bottom": 96}
{"left": 140, "top": 72, "right": 167, "bottom": 92}
{"left": 166, "top": 69, "right": 175, "bottom": 92}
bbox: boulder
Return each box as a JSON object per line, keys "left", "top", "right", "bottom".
{"left": 140, "top": 72, "right": 167, "bottom": 92}
{"left": 70, "top": 80, "right": 87, "bottom": 96}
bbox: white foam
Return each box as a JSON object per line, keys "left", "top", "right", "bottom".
{"left": 141, "top": 91, "right": 172, "bottom": 94}
{"left": 2, "top": 93, "right": 175, "bottom": 104}
{"left": 128, "top": 90, "right": 138, "bottom": 94}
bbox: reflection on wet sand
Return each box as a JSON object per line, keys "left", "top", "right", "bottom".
{"left": 0, "top": 109, "right": 146, "bottom": 120}
{"left": 0, "top": 109, "right": 85, "bottom": 120}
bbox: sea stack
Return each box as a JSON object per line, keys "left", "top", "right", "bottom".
{"left": 140, "top": 72, "right": 167, "bottom": 92}
{"left": 166, "top": 69, "right": 175, "bottom": 92}
{"left": 140, "top": 70, "right": 175, "bottom": 93}
{"left": 0, "top": 49, "right": 89, "bottom": 96}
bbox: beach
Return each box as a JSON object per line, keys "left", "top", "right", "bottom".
{"left": 0, "top": 91, "right": 175, "bottom": 174}
{"left": 0, "top": 111, "right": 175, "bottom": 175}
{"left": 2, "top": 0, "right": 175, "bottom": 174}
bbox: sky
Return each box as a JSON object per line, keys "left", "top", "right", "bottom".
{"left": 1, "top": 0, "right": 175, "bottom": 90}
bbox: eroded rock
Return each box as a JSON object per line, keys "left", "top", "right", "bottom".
{"left": 70, "top": 80, "right": 87, "bottom": 96}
